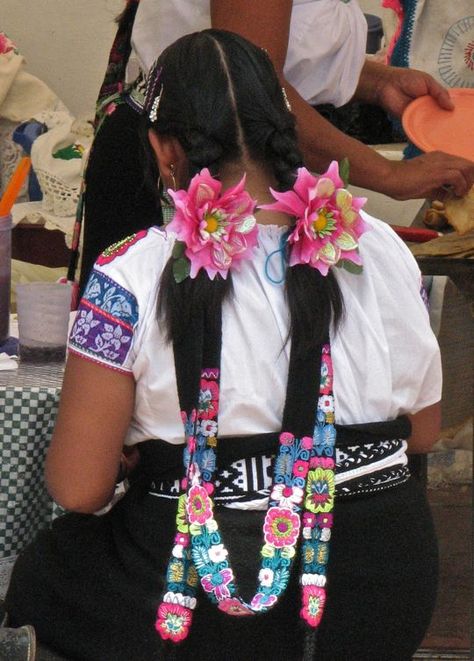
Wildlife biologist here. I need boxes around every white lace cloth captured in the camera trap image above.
[11,201,75,248]
[30,111,93,219]
[0,118,24,199]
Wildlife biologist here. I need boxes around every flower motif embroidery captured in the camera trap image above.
[70,309,100,340]
[319,395,334,413]
[156,603,192,642]
[264,507,301,548]
[315,513,333,528]
[198,379,219,420]
[250,592,278,611]
[300,436,313,450]
[167,168,259,280]
[310,456,335,470]
[208,543,229,564]
[300,585,326,628]
[305,468,335,513]
[171,544,184,559]
[292,460,309,479]
[217,598,253,616]
[201,568,234,600]
[186,485,212,525]
[270,484,304,507]
[159,345,337,642]
[320,353,333,394]
[303,512,317,528]
[258,568,274,588]
[96,323,131,356]
[199,419,218,436]
[174,533,190,547]
[279,432,295,446]
[260,162,369,275]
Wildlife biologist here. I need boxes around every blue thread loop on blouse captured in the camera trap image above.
[264,231,289,285]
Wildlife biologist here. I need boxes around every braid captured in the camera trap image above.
[302,629,319,661]
[266,125,302,190]
[181,130,225,178]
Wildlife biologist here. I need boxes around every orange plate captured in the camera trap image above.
[402,89,474,161]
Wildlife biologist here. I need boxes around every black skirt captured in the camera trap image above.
[5,476,437,661]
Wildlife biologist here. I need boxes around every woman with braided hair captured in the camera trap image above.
[76,0,474,296]
[4,30,440,661]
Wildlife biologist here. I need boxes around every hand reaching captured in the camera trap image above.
[382,151,474,201]
[368,63,454,118]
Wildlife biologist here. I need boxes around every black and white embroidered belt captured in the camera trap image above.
[140,417,412,505]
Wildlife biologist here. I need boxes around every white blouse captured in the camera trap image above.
[69,215,442,448]
[130,0,368,107]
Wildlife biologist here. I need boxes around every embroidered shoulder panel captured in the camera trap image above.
[69,270,138,369]
[96,229,148,266]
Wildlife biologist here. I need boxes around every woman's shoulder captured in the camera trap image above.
[334,211,425,310]
[95,225,173,277]
[358,212,421,279]
[81,226,175,306]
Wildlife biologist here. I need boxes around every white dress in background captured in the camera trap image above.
[130,0,368,107]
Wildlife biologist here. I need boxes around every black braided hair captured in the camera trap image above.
[144,29,343,349]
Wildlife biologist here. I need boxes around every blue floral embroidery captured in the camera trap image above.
[70,270,138,367]
[83,270,138,322]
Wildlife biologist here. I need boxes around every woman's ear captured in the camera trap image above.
[148,130,186,189]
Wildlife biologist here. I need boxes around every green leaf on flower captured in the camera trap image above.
[335,231,358,251]
[172,240,186,259]
[236,214,257,234]
[339,157,350,188]
[320,241,337,263]
[173,257,191,283]
[339,259,363,275]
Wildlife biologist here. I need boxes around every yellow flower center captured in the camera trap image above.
[313,211,329,233]
[205,213,219,234]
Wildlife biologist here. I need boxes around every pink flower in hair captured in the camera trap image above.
[259,161,369,276]
[167,168,259,280]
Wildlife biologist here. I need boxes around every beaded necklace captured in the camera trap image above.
[155,310,337,643]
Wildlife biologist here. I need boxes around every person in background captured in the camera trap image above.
[4,29,441,661]
[77,0,474,295]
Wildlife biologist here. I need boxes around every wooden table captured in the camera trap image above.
[12,223,71,269]
[410,201,474,301]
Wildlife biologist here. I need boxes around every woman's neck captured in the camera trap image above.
[219,161,291,227]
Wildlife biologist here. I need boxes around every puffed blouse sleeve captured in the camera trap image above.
[332,214,442,424]
[68,228,170,373]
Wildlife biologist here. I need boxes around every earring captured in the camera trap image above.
[169,164,177,191]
